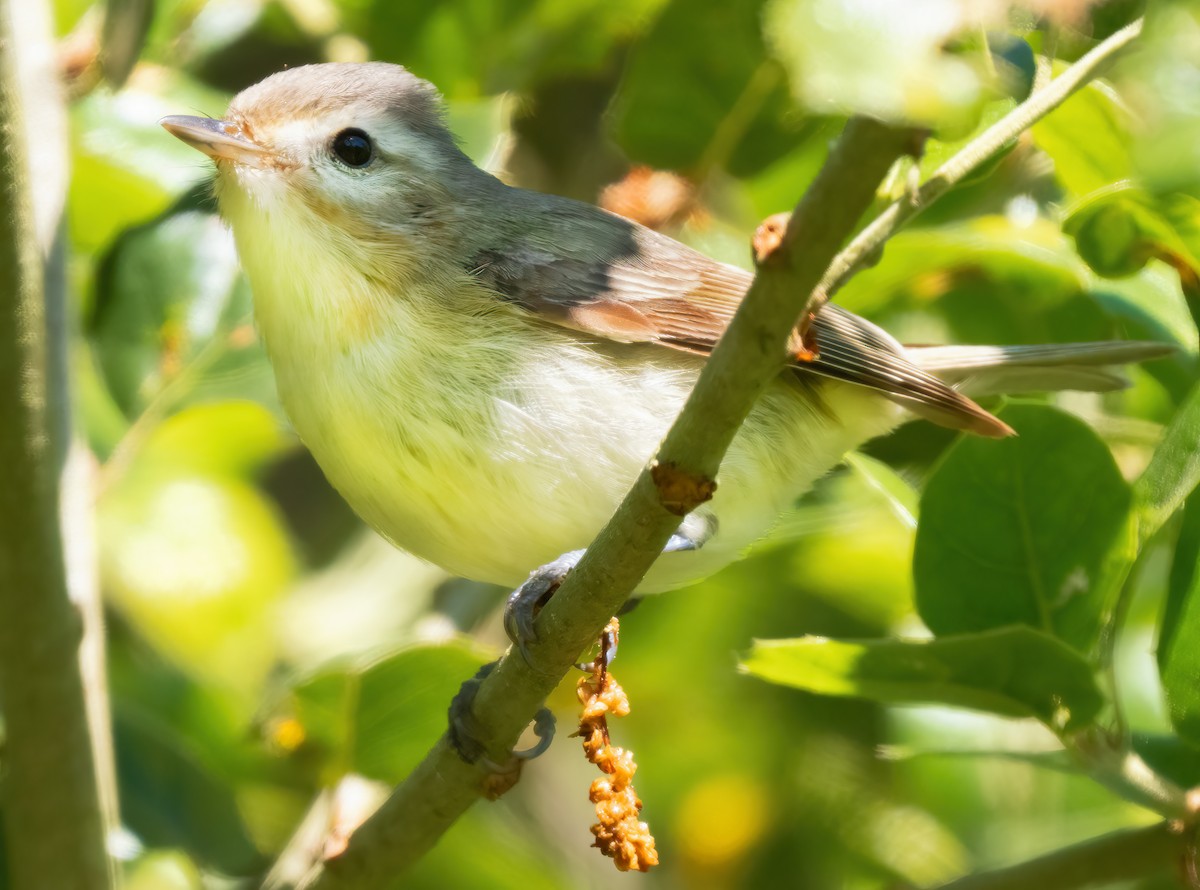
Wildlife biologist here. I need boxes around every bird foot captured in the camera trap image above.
[448,661,555,768]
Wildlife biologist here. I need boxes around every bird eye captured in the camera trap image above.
[331,128,373,168]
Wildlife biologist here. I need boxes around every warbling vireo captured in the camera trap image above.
[161,63,1169,634]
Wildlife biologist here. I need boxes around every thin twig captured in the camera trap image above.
[1034,26,1060,93]
[820,18,1143,297]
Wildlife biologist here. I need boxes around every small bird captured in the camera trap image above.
[162,63,1168,616]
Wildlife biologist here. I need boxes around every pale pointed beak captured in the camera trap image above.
[160,115,271,167]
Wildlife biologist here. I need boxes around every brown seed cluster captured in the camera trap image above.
[575,618,659,872]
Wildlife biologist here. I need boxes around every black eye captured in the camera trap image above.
[331,128,373,167]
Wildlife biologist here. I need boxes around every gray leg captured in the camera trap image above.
[448,661,555,766]
[503,514,715,664]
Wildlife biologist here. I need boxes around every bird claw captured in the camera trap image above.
[503,528,708,667]
[502,550,585,666]
[448,661,556,768]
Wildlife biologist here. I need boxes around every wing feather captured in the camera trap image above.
[466,216,1013,436]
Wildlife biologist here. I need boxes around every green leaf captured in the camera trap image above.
[613,0,804,175]
[342,0,665,98]
[1031,79,1132,197]
[835,218,1118,348]
[914,404,1133,652]
[764,0,984,125]
[1065,185,1200,281]
[287,642,490,784]
[845,452,918,529]
[125,851,203,890]
[100,0,155,87]
[134,400,292,478]
[1135,383,1200,543]
[68,74,230,252]
[1123,2,1200,196]
[115,710,262,874]
[90,207,277,418]
[1157,495,1200,744]
[99,468,296,689]
[741,627,1103,731]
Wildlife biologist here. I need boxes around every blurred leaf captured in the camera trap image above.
[100,469,295,688]
[1091,262,1199,353]
[77,340,132,459]
[834,217,1122,349]
[287,642,489,784]
[54,0,94,35]
[107,625,270,780]
[613,0,802,175]
[740,119,837,218]
[1135,384,1200,543]
[914,404,1133,652]
[135,400,292,477]
[1156,495,1200,744]
[90,207,276,418]
[1122,3,1200,196]
[763,466,917,629]
[1090,264,1199,405]
[788,734,968,886]
[741,627,1103,730]
[183,0,324,93]
[125,851,203,890]
[765,0,984,124]
[1031,79,1132,197]
[1133,732,1200,790]
[342,0,664,98]
[1066,186,1200,285]
[845,453,918,529]
[115,710,262,874]
[405,806,574,890]
[69,70,229,252]
[101,0,155,87]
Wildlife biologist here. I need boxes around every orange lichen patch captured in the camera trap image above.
[575,619,659,872]
[650,460,716,517]
[752,212,791,266]
[480,760,523,801]
[600,166,698,232]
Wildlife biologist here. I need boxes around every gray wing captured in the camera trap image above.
[466,203,1011,436]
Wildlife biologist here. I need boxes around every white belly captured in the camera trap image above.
[268,309,900,591]
[224,186,901,591]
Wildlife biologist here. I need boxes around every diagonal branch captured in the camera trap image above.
[296,19,1145,889]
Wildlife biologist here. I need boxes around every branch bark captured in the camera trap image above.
[931,821,1192,890]
[0,1,115,887]
[296,19,1146,889]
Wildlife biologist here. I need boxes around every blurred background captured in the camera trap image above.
[28,0,1200,886]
